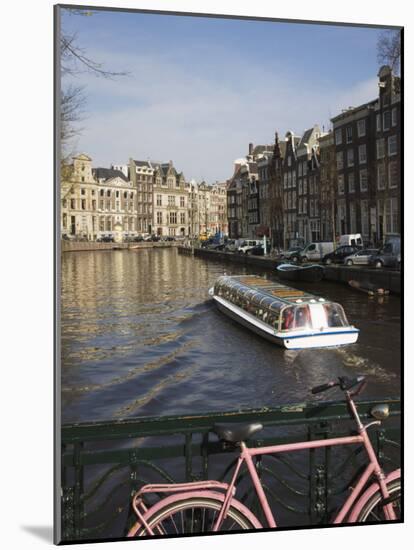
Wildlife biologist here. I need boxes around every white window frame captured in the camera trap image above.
[358,144,367,165]
[388,161,398,189]
[376,113,381,132]
[347,148,354,167]
[388,135,397,156]
[348,173,355,194]
[338,174,345,195]
[335,129,342,145]
[376,138,385,160]
[357,119,366,137]
[359,169,368,192]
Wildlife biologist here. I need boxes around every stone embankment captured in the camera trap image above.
[61,240,179,252]
[178,246,401,295]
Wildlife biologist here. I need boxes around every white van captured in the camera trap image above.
[339,234,363,247]
[299,242,334,262]
[238,240,262,254]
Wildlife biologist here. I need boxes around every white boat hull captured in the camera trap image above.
[213,295,359,350]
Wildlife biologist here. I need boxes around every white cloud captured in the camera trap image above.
[65,48,379,181]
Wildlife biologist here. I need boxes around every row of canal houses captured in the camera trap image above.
[227,65,401,249]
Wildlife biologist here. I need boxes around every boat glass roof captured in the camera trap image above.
[215,275,327,306]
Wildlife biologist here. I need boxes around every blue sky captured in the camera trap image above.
[61,8,391,181]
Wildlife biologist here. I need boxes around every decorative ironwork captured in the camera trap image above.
[61,397,401,541]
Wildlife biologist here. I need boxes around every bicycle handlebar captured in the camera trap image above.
[311,376,366,395]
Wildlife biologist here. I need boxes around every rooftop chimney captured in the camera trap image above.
[248,143,254,155]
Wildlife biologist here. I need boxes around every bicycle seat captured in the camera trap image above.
[212,422,263,443]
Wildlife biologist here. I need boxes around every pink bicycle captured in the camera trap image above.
[128,376,401,536]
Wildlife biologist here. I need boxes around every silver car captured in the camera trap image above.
[344,249,379,266]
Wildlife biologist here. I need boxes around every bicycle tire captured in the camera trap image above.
[355,479,401,522]
[129,496,256,536]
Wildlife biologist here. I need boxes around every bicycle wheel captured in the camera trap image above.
[356,480,401,522]
[131,496,256,536]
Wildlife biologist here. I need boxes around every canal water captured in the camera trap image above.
[61,248,401,423]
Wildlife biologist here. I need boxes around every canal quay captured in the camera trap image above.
[61,247,401,424]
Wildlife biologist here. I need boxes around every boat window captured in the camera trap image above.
[323,303,348,327]
[294,306,311,329]
[281,307,295,331]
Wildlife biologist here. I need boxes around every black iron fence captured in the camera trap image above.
[61,397,401,542]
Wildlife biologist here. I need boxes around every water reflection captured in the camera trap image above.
[61,249,401,423]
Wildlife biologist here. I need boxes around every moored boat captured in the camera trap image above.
[277,263,324,283]
[209,275,359,349]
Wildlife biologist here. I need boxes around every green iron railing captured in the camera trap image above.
[61,397,401,542]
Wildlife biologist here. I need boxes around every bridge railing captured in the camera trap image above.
[61,397,401,542]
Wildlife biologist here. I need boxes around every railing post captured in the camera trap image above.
[73,442,84,539]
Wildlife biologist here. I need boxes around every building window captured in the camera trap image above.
[348,173,355,193]
[358,144,367,164]
[338,174,345,195]
[100,189,104,197]
[346,126,353,143]
[377,164,386,190]
[180,196,185,207]
[357,119,366,137]
[81,199,86,210]
[392,107,397,127]
[335,129,342,145]
[169,212,177,224]
[62,199,67,208]
[376,113,381,132]
[107,190,111,197]
[388,161,398,189]
[347,149,354,167]
[383,110,391,131]
[180,212,185,224]
[303,197,307,214]
[157,194,162,206]
[92,200,96,210]
[388,135,397,156]
[287,156,292,167]
[336,152,344,170]
[81,188,86,195]
[62,213,67,228]
[283,173,287,189]
[81,177,85,182]
[376,138,385,159]
[359,169,368,192]
[303,161,307,175]
[310,200,314,217]
[156,211,163,224]
[168,195,175,206]
[70,199,75,209]
[298,163,302,177]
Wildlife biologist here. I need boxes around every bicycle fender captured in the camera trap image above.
[348,468,401,522]
[139,490,263,529]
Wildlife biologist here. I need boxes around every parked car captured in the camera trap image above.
[246,244,267,256]
[280,246,303,260]
[238,239,262,254]
[344,249,379,266]
[133,235,144,242]
[323,245,359,265]
[97,235,114,243]
[339,233,364,248]
[150,235,160,242]
[296,242,334,262]
[369,234,401,269]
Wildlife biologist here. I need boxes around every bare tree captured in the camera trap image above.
[60,9,129,161]
[377,29,401,75]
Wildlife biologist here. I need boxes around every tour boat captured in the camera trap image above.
[209,275,359,349]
